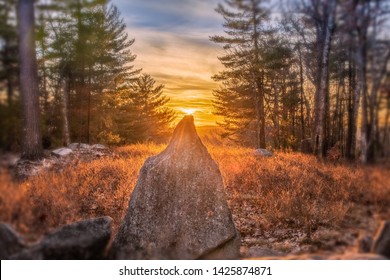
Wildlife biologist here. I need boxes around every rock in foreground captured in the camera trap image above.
[10,217,112,260]
[0,223,26,259]
[110,115,240,259]
[372,220,390,258]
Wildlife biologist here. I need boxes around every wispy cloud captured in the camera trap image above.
[112,0,224,126]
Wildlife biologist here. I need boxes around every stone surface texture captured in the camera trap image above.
[110,115,240,259]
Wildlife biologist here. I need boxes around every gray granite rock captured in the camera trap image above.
[0,223,26,259]
[39,216,112,259]
[254,149,273,157]
[110,115,240,259]
[51,147,73,157]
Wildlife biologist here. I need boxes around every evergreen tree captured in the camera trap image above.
[0,0,20,151]
[37,0,139,145]
[211,0,271,148]
[113,74,175,144]
[211,0,299,149]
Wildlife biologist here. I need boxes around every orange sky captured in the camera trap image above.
[113,0,224,126]
[129,28,223,126]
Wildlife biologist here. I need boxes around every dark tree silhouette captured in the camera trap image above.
[17,0,42,159]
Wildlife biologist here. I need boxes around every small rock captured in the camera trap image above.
[51,147,73,157]
[372,220,390,258]
[40,216,112,259]
[68,143,91,150]
[0,223,27,259]
[0,153,20,168]
[92,144,107,150]
[254,149,273,157]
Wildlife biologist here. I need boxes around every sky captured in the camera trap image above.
[111,0,224,126]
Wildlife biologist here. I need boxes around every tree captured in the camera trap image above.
[211,0,270,148]
[35,0,139,145]
[0,0,21,151]
[211,0,302,149]
[113,74,175,143]
[339,0,390,162]
[295,0,337,157]
[17,0,43,159]
[0,0,18,107]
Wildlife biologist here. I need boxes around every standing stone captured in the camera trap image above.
[110,115,240,259]
[372,220,390,258]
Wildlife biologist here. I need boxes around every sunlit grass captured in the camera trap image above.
[0,143,389,246]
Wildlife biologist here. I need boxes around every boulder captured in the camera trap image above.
[91,144,108,150]
[110,115,240,259]
[0,223,26,259]
[254,148,273,157]
[68,143,91,150]
[51,147,73,157]
[10,245,43,260]
[39,216,112,259]
[372,220,390,258]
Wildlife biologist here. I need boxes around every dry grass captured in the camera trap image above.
[1,142,390,252]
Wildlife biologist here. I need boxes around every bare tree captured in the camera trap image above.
[307,0,337,157]
[17,0,43,159]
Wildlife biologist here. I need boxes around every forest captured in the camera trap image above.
[0,0,389,162]
[0,0,390,261]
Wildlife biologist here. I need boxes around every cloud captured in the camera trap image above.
[113,0,221,31]
[112,0,225,126]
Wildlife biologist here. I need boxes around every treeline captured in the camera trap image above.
[0,0,174,156]
[211,0,390,162]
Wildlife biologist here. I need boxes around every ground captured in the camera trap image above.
[1,142,390,258]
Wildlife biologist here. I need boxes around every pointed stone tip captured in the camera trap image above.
[180,114,195,123]
[174,115,196,133]
[165,115,202,151]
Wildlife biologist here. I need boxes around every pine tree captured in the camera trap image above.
[0,0,20,150]
[113,74,175,144]
[36,0,139,145]
[210,0,270,148]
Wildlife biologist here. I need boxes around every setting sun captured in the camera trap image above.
[181,108,197,115]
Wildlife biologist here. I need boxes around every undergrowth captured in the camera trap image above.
[0,143,389,244]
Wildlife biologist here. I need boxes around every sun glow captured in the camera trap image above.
[181,108,197,115]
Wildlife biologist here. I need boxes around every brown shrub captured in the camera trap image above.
[0,143,389,243]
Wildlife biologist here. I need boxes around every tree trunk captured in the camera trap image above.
[298,42,305,140]
[62,76,71,146]
[250,1,266,149]
[313,0,336,158]
[258,70,266,149]
[17,0,43,160]
[4,39,15,108]
[346,51,355,160]
[273,82,280,148]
